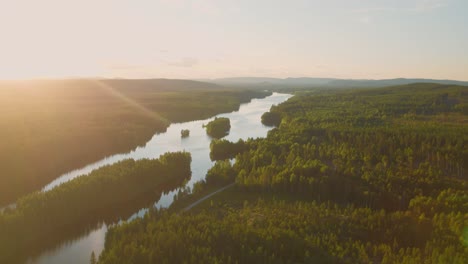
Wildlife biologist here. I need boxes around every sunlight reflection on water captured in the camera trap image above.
[27,92,292,264]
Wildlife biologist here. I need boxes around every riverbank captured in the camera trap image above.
[0,152,192,264]
[0,79,270,206]
[23,92,292,264]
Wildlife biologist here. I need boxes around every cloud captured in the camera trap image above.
[168,57,199,67]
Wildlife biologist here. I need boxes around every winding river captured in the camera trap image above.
[26,92,292,264]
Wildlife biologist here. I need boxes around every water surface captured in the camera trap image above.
[28,92,292,264]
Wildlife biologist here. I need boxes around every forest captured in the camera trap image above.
[0,79,270,206]
[210,139,246,161]
[0,152,191,263]
[96,83,467,263]
[205,117,231,139]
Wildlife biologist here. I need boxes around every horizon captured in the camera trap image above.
[1,76,468,83]
[0,2,466,261]
[1,0,467,81]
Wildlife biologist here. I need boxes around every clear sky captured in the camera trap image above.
[1,0,467,80]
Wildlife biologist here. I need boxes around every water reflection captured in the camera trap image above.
[18,173,190,264]
[27,92,292,264]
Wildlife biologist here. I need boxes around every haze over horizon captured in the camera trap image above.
[1,0,467,81]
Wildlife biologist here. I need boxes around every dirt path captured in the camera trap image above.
[182,183,235,212]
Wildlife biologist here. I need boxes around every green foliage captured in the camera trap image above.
[205,117,231,138]
[205,160,236,186]
[210,139,246,161]
[0,152,191,263]
[261,111,281,126]
[409,189,468,217]
[235,84,467,211]
[98,199,467,264]
[97,83,468,263]
[181,129,190,138]
[0,79,270,206]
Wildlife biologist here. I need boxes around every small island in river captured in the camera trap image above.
[181,129,190,138]
[205,117,231,139]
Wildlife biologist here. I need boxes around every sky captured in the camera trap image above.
[0,0,467,80]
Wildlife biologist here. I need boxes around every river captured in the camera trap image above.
[26,92,292,264]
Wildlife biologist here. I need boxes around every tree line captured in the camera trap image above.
[96,83,467,263]
[0,79,270,206]
[0,152,191,263]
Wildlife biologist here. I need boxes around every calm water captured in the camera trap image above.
[27,92,292,264]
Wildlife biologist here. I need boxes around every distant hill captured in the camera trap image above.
[0,78,267,206]
[326,78,468,88]
[101,78,222,91]
[206,77,337,87]
[0,78,223,92]
[204,77,468,88]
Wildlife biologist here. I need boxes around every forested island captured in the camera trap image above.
[0,152,191,263]
[181,129,190,138]
[0,79,270,206]
[96,83,467,263]
[205,117,231,138]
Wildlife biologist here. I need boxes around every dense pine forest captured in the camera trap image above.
[0,152,191,263]
[97,83,467,263]
[0,79,269,206]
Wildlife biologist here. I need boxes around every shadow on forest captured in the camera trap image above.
[7,175,190,264]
